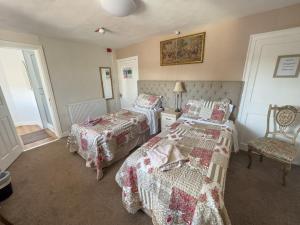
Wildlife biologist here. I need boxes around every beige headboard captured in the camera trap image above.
[138,80,244,118]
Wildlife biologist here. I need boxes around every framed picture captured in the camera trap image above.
[160,32,206,66]
[273,54,300,78]
[122,67,133,79]
[99,67,114,100]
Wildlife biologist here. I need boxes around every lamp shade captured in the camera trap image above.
[173,81,184,93]
[101,0,137,17]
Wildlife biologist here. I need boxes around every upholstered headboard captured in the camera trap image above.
[138,80,244,118]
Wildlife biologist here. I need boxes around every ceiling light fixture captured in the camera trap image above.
[100,0,137,17]
[95,27,106,34]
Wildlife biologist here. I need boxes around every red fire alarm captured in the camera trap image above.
[106,48,112,53]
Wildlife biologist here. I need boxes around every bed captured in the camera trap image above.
[115,98,239,225]
[68,94,162,180]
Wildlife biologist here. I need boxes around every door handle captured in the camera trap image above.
[120,93,122,98]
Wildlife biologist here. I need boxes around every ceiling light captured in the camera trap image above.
[100,0,137,17]
[95,27,106,34]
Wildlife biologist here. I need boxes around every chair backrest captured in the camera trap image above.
[265,104,300,145]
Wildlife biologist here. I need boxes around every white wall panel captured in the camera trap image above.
[238,27,300,164]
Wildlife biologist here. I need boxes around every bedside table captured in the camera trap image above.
[161,109,182,131]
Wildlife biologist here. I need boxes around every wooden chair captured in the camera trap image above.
[247,105,300,186]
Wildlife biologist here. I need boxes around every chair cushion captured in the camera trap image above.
[248,137,297,163]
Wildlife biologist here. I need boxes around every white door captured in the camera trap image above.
[23,50,53,129]
[0,85,22,170]
[117,56,139,109]
[238,27,300,164]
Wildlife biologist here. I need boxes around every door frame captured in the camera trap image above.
[237,26,300,151]
[23,49,54,131]
[0,39,63,139]
[117,56,139,108]
[117,56,139,79]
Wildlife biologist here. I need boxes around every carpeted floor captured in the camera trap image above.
[1,138,300,225]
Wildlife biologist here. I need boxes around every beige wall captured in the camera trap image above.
[0,29,40,45]
[40,37,120,133]
[116,4,300,81]
[0,29,120,134]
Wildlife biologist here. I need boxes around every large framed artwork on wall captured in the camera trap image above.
[160,32,206,66]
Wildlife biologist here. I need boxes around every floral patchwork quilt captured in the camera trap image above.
[68,109,149,178]
[116,119,234,225]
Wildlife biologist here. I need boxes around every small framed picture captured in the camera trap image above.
[122,67,133,79]
[273,54,300,78]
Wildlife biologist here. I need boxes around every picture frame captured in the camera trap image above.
[160,32,206,66]
[99,67,114,100]
[273,54,300,78]
[122,67,133,79]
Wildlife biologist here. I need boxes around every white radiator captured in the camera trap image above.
[67,99,107,124]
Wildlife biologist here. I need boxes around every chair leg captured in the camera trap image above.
[0,213,13,225]
[247,148,252,169]
[260,155,263,162]
[282,164,290,186]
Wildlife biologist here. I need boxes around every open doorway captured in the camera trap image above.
[0,46,60,151]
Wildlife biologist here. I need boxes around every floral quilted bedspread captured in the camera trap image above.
[69,109,149,170]
[115,119,233,225]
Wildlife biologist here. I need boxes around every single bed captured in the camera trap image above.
[67,94,162,180]
[115,98,239,225]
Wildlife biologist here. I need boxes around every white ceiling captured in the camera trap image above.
[0,0,299,49]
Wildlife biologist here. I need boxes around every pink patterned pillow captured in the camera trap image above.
[134,93,162,109]
[183,99,231,124]
[200,99,231,123]
[182,100,204,119]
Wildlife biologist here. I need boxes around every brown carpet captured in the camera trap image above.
[1,138,300,225]
[20,129,50,145]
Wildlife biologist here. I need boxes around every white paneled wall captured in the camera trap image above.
[238,27,300,165]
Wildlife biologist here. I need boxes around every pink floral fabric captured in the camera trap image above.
[69,109,150,172]
[182,99,231,124]
[190,148,213,168]
[169,187,197,224]
[116,119,233,225]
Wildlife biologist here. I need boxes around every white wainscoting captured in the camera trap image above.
[237,26,300,165]
[67,98,107,125]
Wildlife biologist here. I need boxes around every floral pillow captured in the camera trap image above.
[182,100,205,119]
[134,93,162,109]
[183,99,231,124]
